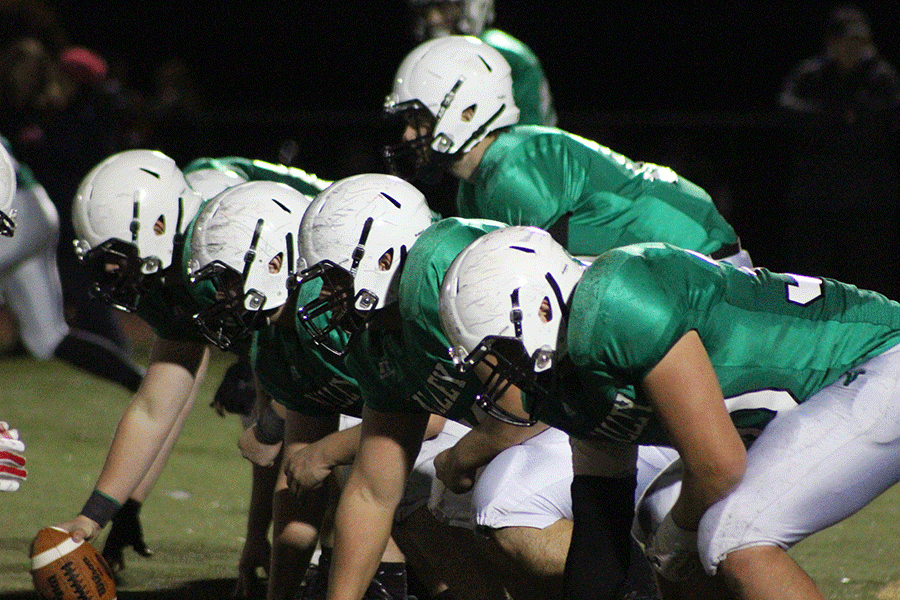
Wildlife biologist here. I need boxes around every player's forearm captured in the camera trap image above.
[314,424,362,469]
[452,418,549,471]
[328,484,398,600]
[672,459,744,531]
[93,399,177,505]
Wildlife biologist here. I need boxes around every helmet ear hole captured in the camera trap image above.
[540,297,552,323]
[378,249,394,271]
[153,215,166,235]
[461,104,476,122]
[269,252,283,274]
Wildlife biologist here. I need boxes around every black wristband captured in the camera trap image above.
[254,404,285,445]
[79,489,122,528]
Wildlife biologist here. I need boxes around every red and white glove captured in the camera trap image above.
[0,421,27,492]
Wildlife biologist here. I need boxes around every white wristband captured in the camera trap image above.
[646,512,702,582]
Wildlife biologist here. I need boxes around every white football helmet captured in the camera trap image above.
[409,0,496,39]
[440,226,586,425]
[297,173,433,355]
[71,149,203,311]
[0,141,17,237]
[187,181,311,351]
[383,35,518,182]
[185,167,248,200]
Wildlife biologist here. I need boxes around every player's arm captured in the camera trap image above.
[286,413,446,495]
[642,330,746,530]
[238,385,285,467]
[58,337,209,541]
[434,383,548,493]
[328,406,429,600]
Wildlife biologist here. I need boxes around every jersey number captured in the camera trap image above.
[786,274,823,305]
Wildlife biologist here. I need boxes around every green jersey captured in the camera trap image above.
[184,157,331,197]
[545,243,900,445]
[456,125,737,257]
[480,29,556,127]
[345,218,506,426]
[251,285,361,417]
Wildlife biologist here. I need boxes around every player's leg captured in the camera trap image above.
[470,426,575,600]
[0,185,143,388]
[700,345,900,599]
[393,419,508,600]
[269,411,340,600]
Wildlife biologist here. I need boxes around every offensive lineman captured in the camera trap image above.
[48,150,329,597]
[294,174,640,600]
[440,226,900,599]
[186,177,496,600]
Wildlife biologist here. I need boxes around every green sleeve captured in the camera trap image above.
[463,133,576,229]
[185,157,331,197]
[481,29,556,127]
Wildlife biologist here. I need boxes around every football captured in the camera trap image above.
[29,526,116,600]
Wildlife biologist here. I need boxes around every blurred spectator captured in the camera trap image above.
[0,36,136,352]
[779,4,900,298]
[143,57,207,166]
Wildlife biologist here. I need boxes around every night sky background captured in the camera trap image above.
[44,1,900,113]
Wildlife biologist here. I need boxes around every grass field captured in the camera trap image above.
[2,316,900,599]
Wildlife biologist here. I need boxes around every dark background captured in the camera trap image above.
[8,0,900,274]
[44,1,899,112]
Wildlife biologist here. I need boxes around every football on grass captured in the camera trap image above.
[29,526,116,600]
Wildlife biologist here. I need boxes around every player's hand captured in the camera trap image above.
[232,530,270,599]
[434,447,476,494]
[52,516,102,544]
[284,443,332,496]
[645,512,704,582]
[238,425,282,467]
[0,421,26,492]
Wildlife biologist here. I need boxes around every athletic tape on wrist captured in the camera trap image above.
[79,489,122,528]
[254,404,285,445]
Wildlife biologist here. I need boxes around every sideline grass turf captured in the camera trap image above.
[0,319,257,598]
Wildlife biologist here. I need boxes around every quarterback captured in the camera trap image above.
[383,36,747,265]
[406,0,556,127]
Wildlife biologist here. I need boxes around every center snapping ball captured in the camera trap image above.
[30,526,116,600]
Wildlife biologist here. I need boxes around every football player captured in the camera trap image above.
[1,141,15,237]
[440,225,900,600]
[0,137,145,391]
[190,173,505,600]
[49,150,328,596]
[406,0,556,128]
[295,173,629,600]
[383,36,749,266]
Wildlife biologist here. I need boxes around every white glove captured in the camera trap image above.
[0,421,27,492]
[645,511,703,582]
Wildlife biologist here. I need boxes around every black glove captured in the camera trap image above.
[211,355,256,417]
[102,498,153,573]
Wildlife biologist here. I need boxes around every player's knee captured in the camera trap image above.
[273,519,319,551]
[490,520,570,577]
[716,545,784,593]
[698,498,777,577]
